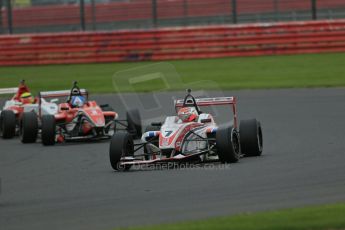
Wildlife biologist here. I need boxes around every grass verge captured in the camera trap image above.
[118,203,345,230]
[0,53,344,94]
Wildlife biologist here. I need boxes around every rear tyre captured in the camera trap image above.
[239,119,263,156]
[109,132,134,171]
[41,115,56,146]
[0,110,16,139]
[20,112,38,143]
[216,126,240,163]
[127,109,142,139]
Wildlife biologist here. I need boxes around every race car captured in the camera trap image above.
[0,80,58,143]
[31,82,142,146]
[109,89,263,171]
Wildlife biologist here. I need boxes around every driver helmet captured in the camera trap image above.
[178,107,198,122]
[20,92,34,104]
[70,95,86,107]
[71,88,80,95]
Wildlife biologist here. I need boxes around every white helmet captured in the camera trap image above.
[178,107,198,122]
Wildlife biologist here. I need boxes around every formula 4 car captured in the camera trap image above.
[30,82,142,146]
[109,89,263,171]
[0,80,58,143]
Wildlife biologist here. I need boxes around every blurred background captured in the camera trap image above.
[0,0,345,34]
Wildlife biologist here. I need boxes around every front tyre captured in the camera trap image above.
[109,132,134,171]
[20,112,38,143]
[216,126,240,163]
[41,115,56,146]
[0,110,16,139]
[239,119,263,157]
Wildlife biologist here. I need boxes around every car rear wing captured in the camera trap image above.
[174,97,236,108]
[0,87,18,95]
[174,96,238,128]
[39,89,88,99]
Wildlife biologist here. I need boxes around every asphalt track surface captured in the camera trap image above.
[1,88,345,230]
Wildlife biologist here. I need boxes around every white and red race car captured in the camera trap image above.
[109,89,263,171]
[0,80,58,142]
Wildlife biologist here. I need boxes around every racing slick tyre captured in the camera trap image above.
[239,119,263,157]
[20,112,38,143]
[109,132,134,171]
[216,126,240,163]
[0,110,16,139]
[126,109,142,139]
[41,115,56,146]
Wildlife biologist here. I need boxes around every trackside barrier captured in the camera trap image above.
[0,19,345,66]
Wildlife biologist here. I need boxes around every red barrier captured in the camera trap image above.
[0,19,345,66]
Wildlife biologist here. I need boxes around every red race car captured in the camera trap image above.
[36,82,141,145]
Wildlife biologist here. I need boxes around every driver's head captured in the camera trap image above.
[20,92,34,104]
[70,95,85,107]
[71,88,80,95]
[178,107,198,122]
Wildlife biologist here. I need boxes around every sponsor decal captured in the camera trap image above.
[162,138,169,147]
[91,110,98,115]
[175,123,203,151]
[97,118,104,125]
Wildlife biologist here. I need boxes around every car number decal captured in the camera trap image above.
[165,131,173,137]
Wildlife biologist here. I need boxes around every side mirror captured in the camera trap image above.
[200,118,212,123]
[151,122,162,126]
[50,98,59,103]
